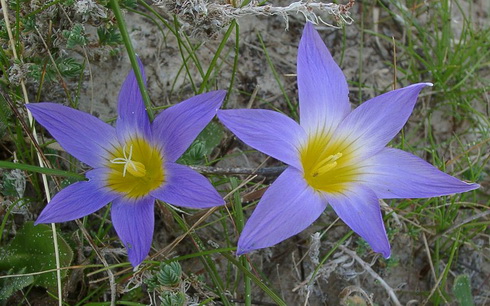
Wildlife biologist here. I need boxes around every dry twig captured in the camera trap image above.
[338,245,402,306]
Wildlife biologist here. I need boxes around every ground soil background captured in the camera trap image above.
[71,2,489,303]
[2,0,489,305]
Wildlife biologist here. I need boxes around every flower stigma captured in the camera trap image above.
[107,138,165,199]
[110,145,147,177]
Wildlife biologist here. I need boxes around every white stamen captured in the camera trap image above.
[110,145,137,177]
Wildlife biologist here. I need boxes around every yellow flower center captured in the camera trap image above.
[301,132,360,193]
[107,138,165,199]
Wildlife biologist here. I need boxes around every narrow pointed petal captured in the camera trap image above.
[297,22,350,135]
[151,162,224,208]
[35,169,118,224]
[362,148,479,199]
[111,197,154,267]
[334,83,431,160]
[324,186,390,258]
[218,109,306,170]
[27,103,116,168]
[116,58,152,143]
[152,90,225,162]
[237,167,327,255]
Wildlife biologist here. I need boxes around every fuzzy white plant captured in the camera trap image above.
[1,155,29,216]
[74,0,108,21]
[154,0,354,37]
[208,0,353,28]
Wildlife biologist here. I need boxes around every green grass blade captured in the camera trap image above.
[0,160,85,180]
[110,0,154,120]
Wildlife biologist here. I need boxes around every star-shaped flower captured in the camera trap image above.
[218,23,479,257]
[27,61,226,266]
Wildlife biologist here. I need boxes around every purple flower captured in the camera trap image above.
[27,61,226,267]
[218,23,479,257]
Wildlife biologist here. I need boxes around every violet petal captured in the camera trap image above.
[27,102,116,168]
[297,22,350,135]
[152,90,225,162]
[324,185,391,258]
[363,148,480,199]
[218,109,306,170]
[111,196,154,267]
[151,162,224,208]
[116,58,152,143]
[237,167,327,254]
[35,169,118,224]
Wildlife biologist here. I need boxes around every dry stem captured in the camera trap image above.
[338,245,402,306]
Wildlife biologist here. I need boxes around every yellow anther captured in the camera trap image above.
[312,152,342,177]
[126,161,147,177]
[110,145,147,177]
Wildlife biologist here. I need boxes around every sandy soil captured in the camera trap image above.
[22,0,489,304]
